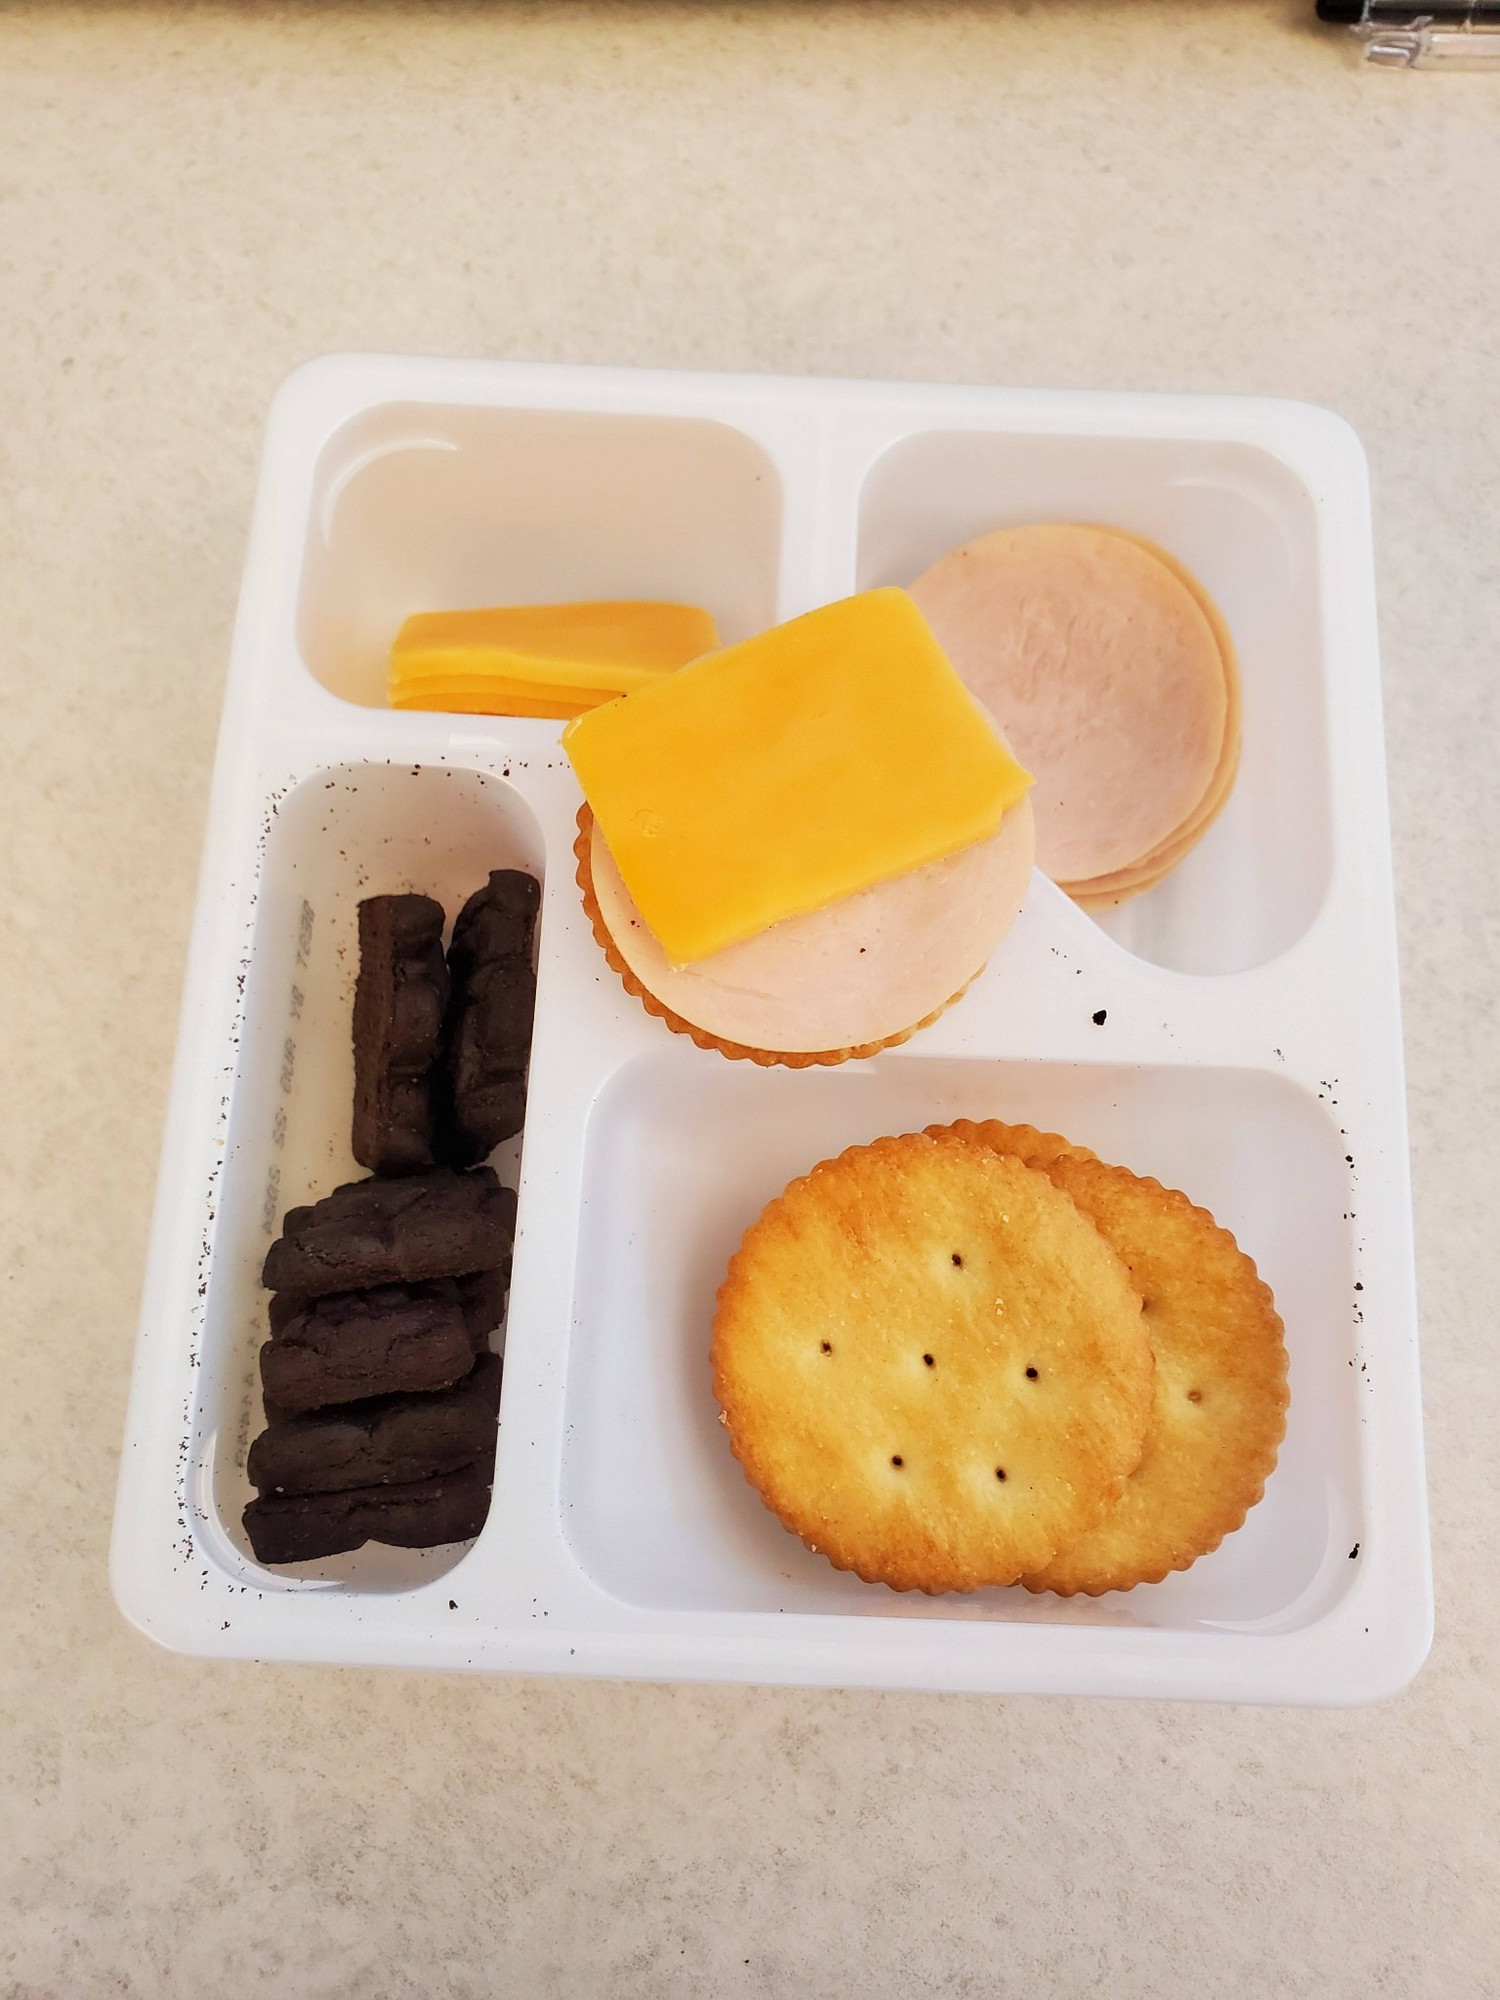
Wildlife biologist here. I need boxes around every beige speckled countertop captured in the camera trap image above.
[3,4,1498,1994]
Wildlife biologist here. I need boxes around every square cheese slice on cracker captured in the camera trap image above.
[563,588,1032,964]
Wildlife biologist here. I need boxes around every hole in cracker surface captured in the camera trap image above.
[1187,1388,1203,1403]
[951,1252,963,1267]
[995,1467,1007,1481]
[891,1455,904,1468]
[922,1353,935,1367]
[1025,1366,1039,1380]
[820,1341,832,1354]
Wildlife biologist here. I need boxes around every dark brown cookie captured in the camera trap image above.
[261,1166,516,1297]
[455,1264,511,1349]
[248,1353,502,1496]
[260,1280,478,1418]
[441,870,539,1166]
[267,1267,508,1342]
[352,894,450,1176]
[262,1262,509,1420]
[242,1464,493,1564]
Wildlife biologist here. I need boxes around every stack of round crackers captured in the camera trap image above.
[712,1123,1287,1596]
[909,525,1241,910]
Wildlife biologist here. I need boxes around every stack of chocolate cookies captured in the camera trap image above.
[243,871,540,1565]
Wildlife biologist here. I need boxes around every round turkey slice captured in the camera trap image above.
[587,796,1036,1056]
[1057,532,1243,900]
[909,525,1227,883]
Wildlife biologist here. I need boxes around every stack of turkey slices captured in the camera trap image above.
[910,525,1240,909]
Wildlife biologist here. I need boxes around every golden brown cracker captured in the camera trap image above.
[1021,1157,1289,1596]
[926,1116,1096,1172]
[712,1133,1154,1593]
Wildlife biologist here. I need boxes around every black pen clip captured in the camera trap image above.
[1318,2,1500,64]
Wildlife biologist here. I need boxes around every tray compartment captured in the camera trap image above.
[196,760,544,1589]
[295,401,783,708]
[855,427,1335,978]
[562,1045,1359,1629]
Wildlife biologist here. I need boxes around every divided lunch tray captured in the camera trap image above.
[110,355,1431,1703]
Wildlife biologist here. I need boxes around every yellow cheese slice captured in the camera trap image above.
[392,656,666,697]
[389,601,719,714]
[391,682,616,720]
[391,673,626,715]
[562,588,1033,965]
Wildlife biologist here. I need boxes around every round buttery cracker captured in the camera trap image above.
[712,1133,1154,1593]
[924,1116,1096,1172]
[1020,1157,1289,1597]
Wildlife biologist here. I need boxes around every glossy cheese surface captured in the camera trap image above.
[563,588,1032,964]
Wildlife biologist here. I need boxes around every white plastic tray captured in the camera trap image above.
[110,355,1431,1703]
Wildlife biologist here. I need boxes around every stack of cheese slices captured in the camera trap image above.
[389,602,719,720]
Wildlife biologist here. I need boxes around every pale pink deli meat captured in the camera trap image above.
[909,525,1227,884]
[587,796,1036,1057]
